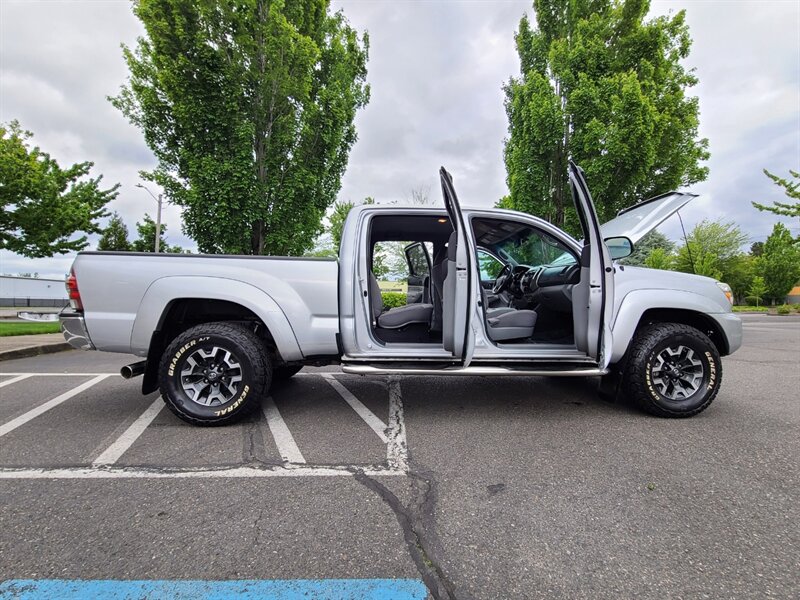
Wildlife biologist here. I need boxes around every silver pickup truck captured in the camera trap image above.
[61,163,741,425]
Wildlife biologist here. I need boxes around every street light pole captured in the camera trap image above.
[154,193,163,253]
[135,183,163,253]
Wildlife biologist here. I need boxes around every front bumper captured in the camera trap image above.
[711,312,743,355]
[60,310,95,351]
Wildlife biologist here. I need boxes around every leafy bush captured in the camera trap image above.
[732,305,768,313]
[381,292,407,309]
[776,304,791,315]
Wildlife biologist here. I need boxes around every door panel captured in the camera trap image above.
[439,167,477,365]
[568,161,614,367]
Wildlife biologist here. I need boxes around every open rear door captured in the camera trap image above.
[568,161,614,368]
[440,167,477,365]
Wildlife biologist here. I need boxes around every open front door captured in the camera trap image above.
[440,167,477,365]
[568,161,614,368]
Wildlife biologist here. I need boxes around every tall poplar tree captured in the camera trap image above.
[503,0,709,234]
[112,0,369,255]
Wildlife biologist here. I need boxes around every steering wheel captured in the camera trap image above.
[492,264,513,294]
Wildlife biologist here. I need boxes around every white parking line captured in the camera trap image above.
[386,378,409,472]
[92,397,165,466]
[321,373,389,443]
[0,465,407,479]
[0,374,32,388]
[262,396,306,464]
[0,372,410,478]
[0,375,111,438]
[0,372,120,376]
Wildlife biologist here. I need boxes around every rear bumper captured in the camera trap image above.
[60,310,95,350]
[711,312,742,355]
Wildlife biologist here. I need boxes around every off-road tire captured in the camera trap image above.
[622,322,722,418]
[159,322,270,426]
[272,365,303,381]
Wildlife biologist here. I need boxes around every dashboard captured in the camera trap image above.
[508,262,581,313]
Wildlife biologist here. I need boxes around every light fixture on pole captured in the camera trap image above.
[135,183,163,253]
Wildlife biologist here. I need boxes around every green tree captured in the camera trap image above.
[749,241,764,257]
[752,169,800,225]
[0,121,118,257]
[131,213,180,253]
[371,251,390,279]
[112,0,369,256]
[503,0,708,234]
[643,247,673,271]
[97,212,132,251]
[724,254,755,304]
[758,222,800,303]
[746,276,767,308]
[674,219,748,282]
[329,197,374,251]
[621,230,674,266]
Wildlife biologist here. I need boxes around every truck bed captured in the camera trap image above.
[71,252,340,359]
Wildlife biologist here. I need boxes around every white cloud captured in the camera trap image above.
[1,0,798,278]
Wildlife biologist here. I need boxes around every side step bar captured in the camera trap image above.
[341,364,608,377]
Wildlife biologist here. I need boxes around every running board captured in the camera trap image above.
[341,364,608,377]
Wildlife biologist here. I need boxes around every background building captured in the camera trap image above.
[0,275,68,308]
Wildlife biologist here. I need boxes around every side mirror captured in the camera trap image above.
[604,236,634,260]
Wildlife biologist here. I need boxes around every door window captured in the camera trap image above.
[477,250,504,281]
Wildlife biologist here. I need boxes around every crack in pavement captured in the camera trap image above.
[353,467,468,600]
[251,507,266,549]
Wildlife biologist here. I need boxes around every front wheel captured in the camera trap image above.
[159,322,270,426]
[621,323,722,418]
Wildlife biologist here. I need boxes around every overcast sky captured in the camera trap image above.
[1,0,798,278]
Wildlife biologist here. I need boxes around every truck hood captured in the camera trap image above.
[600,192,696,245]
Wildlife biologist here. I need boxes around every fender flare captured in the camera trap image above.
[610,289,730,363]
[130,276,303,361]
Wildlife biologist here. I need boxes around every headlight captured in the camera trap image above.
[717,282,734,305]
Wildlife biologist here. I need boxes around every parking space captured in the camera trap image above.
[1,314,798,599]
[0,369,407,477]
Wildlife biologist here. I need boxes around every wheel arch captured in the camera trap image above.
[611,290,732,363]
[133,277,303,394]
[635,308,729,355]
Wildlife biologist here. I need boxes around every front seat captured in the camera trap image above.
[442,232,537,343]
[369,273,433,329]
[429,243,449,332]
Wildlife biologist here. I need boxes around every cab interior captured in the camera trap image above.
[366,214,580,349]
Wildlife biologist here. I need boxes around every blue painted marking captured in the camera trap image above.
[0,579,428,600]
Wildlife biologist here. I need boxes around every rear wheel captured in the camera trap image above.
[622,323,721,418]
[159,322,270,426]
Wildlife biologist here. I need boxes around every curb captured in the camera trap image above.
[0,342,72,362]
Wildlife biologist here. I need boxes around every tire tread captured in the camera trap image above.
[158,321,270,426]
[622,322,722,419]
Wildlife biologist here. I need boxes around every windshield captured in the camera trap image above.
[491,227,576,268]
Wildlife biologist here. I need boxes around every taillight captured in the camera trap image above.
[66,268,83,311]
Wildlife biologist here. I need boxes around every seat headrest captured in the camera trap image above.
[432,244,447,266]
[368,271,383,320]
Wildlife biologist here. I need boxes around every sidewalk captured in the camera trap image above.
[0,333,71,362]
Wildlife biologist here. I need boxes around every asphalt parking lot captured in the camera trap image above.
[0,313,798,599]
